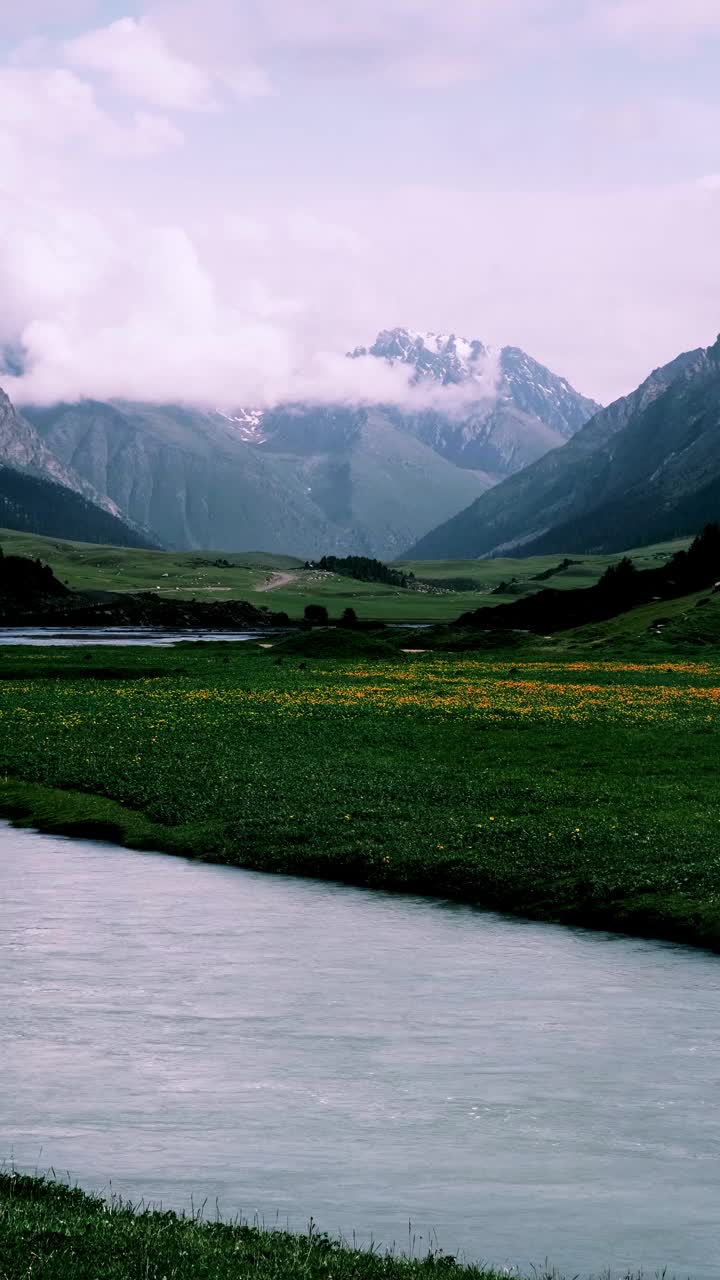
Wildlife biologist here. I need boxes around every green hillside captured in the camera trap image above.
[0,528,687,623]
[561,587,720,653]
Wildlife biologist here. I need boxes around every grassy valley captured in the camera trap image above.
[3,632,720,950]
[1,528,718,1280]
[0,527,687,623]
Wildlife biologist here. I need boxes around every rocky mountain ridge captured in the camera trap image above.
[408,338,719,559]
[349,328,600,477]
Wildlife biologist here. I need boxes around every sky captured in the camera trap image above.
[0,0,718,408]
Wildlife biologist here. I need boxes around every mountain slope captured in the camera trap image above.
[0,387,157,548]
[21,328,599,558]
[525,338,720,554]
[351,329,600,476]
[0,468,158,548]
[0,386,145,521]
[453,524,720,637]
[25,399,491,559]
[407,344,707,559]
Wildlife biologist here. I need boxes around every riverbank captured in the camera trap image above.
[1,644,720,950]
[0,1173,536,1279]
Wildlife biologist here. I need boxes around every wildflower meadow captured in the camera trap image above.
[2,645,720,948]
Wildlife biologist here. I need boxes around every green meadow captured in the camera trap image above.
[1,566,715,1280]
[2,639,720,950]
[0,527,688,622]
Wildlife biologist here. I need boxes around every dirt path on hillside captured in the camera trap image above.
[255,572,297,592]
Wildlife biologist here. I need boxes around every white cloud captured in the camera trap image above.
[0,66,183,164]
[63,14,271,111]
[0,186,500,412]
[0,0,717,416]
[64,16,217,111]
[288,213,366,256]
[2,173,718,413]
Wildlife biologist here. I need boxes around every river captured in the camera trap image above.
[0,625,428,646]
[1,822,718,1278]
[0,628,271,646]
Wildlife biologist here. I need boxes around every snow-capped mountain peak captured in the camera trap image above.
[214,407,268,443]
[350,327,601,440]
[351,327,492,386]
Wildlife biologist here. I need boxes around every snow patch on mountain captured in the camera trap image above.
[214,407,269,443]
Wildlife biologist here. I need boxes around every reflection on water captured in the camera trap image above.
[2,822,718,1278]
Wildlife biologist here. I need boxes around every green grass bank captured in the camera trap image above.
[1,643,720,950]
[0,1173,545,1280]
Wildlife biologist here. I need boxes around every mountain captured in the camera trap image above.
[0,465,160,548]
[24,399,492,560]
[1,385,97,493]
[350,329,600,476]
[0,387,157,548]
[21,329,598,558]
[407,341,715,559]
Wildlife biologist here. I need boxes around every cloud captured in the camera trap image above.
[0,181,501,413]
[0,66,184,168]
[64,17,218,111]
[0,209,498,412]
[287,213,366,256]
[0,0,718,416]
[149,0,560,88]
[2,172,718,413]
[5,1,720,95]
[289,348,500,414]
[595,0,720,43]
[149,0,720,90]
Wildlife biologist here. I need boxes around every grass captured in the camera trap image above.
[0,639,708,1279]
[0,527,688,622]
[562,588,720,653]
[0,1173,544,1280]
[270,628,399,657]
[0,528,302,599]
[2,641,720,950]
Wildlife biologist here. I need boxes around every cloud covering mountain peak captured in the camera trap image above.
[0,0,719,411]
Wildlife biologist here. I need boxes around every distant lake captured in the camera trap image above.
[0,624,429,647]
[0,628,273,646]
[2,822,719,1278]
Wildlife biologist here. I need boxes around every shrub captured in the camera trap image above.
[304,603,330,626]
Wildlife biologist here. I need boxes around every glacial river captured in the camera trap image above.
[2,822,718,1278]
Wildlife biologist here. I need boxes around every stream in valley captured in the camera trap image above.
[2,822,719,1278]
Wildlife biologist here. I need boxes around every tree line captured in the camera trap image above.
[305,555,416,589]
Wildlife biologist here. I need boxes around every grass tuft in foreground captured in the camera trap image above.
[0,1173,541,1280]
